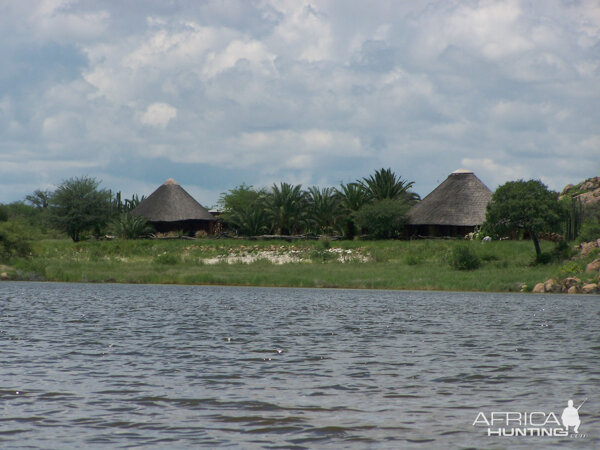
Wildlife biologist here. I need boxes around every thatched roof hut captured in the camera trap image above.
[406,169,492,237]
[132,178,216,235]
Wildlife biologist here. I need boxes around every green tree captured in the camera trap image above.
[267,182,307,235]
[483,179,564,260]
[49,177,112,242]
[335,182,368,238]
[25,189,51,208]
[360,168,419,203]
[218,184,270,236]
[306,186,341,235]
[354,198,411,239]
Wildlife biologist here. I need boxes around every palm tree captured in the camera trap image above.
[267,182,307,235]
[335,182,368,238]
[307,186,341,235]
[360,168,419,204]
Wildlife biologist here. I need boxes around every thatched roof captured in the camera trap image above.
[132,179,215,222]
[407,169,492,226]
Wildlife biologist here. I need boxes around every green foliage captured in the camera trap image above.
[577,219,600,244]
[267,182,307,235]
[111,213,153,239]
[0,221,33,261]
[0,204,7,222]
[450,245,481,270]
[335,183,368,239]
[354,198,410,238]
[49,176,112,242]
[557,261,584,279]
[307,186,340,234]
[484,179,564,258]
[219,184,270,236]
[25,189,51,209]
[359,168,419,203]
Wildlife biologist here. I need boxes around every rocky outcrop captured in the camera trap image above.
[582,283,599,294]
[580,240,600,257]
[561,176,600,208]
[585,258,600,273]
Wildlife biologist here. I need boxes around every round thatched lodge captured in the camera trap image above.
[406,169,492,238]
[132,179,216,235]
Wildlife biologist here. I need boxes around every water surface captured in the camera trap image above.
[1,282,598,448]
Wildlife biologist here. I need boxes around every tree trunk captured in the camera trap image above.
[530,228,541,258]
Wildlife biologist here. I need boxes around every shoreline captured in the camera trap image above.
[1,237,598,294]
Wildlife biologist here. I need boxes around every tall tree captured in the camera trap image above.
[306,186,340,235]
[267,182,307,235]
[484,179,564,259]
[360,168,419,203]
[218,184,270,236]
[49,177,112,242]
[335,182,368,238]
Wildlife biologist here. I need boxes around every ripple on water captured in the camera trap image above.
[0,282,599,448]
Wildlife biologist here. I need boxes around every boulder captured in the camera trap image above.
[580,241,599,257]
[532,283,545,293]
[582,284,599,294]
[562,277,581,290]
[544,279,561,293]
[585,258,600,273]
[0,272,8,280]
[567,286,580,294]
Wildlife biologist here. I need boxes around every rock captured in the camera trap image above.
[585,258,600,273]
[582,284,599,294]
[532,283,545,293]
[563,277,581,290]
[544,279,561,293]
[520,284,528,292]
[561,184,574,195]
[580,241,599,257]
[0,272,8,280]
[567,286,580,294]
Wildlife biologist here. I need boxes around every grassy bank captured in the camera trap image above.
[4,237,597,292]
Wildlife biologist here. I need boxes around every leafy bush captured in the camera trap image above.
[0,221,33,261]
[111,213,153,239]
[450,245,481,270]
[557,261,584,279]
[354,199,410,239]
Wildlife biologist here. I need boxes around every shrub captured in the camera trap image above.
[354,198,410,239]
[111,213,153,239]
[450,245,481,270]
[0,221,33,261]
[557,261,584,279]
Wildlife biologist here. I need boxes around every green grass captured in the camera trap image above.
[4,238,598,292]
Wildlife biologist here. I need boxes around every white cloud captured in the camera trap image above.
[140,103,177,128]
[1,0,599,203]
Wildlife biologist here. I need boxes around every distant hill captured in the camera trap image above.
[561,176,600,207]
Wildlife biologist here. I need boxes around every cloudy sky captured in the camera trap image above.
[1,0,599,206]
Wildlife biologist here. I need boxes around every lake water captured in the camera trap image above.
[1,282,598,448]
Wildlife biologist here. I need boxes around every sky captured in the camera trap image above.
[1,0,599,207]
